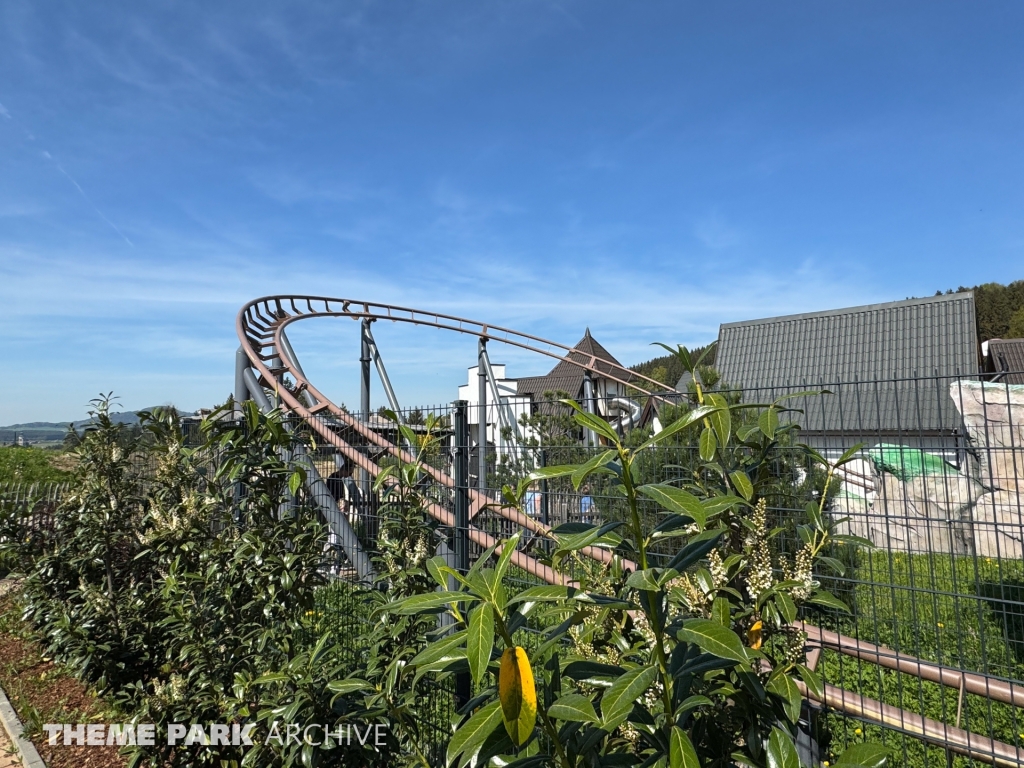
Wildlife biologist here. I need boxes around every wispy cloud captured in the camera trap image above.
[247,169,380,206]
[693,210,742,250]
[44,153,134,246]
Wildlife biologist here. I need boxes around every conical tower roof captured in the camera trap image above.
[516,329,628,400]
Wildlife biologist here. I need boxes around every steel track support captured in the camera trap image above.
[477,337,488,493]
[583,370,596,447]
[478,344,522,463]
[363,324,406,425]
[234,346,251,419]
[242,368,374,581]
[278,330,316,408]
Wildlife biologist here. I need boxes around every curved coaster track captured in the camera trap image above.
[234,295,1024,767]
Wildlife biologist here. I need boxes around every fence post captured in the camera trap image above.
[540,449,550,527]
[452,399,472,708]
[360,319,372,501]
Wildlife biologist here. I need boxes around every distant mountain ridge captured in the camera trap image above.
[1,407,193,445]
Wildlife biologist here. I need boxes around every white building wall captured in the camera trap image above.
[457,365,533,452]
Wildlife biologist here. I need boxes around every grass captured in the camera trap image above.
[0,446,76,485]
[818,551,1024,768]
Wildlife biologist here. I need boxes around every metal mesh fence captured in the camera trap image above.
[308,372,1024,767]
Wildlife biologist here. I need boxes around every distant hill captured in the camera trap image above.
[0,407,191,446]
[629,343,717,388]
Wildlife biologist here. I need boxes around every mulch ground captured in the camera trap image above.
[0,580,127,768]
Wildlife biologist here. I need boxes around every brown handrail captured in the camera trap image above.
[801,622,1024,709]
[797,680,1024,767]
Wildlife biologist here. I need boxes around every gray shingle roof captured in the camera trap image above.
[516,329,627,401]
[988,339,1024,384]
[715,293,979,433]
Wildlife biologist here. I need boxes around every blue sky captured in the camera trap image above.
[1,1,1022,423]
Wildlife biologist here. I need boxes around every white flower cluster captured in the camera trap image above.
[744,499,773,599]
[784,543,815,601]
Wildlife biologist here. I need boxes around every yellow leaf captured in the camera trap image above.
[498,646,537,746]
[747,620,763,650]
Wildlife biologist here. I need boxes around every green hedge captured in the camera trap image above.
[820,551,1024,767]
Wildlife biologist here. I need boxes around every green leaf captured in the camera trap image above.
[640,404,722,450]
[526,464,577,483]
[288,469,304,496]
[652,514,698,540]
[468,603,495,686]
[570,449,618,490]
[548,693,599,724]
[701,495,744,516]
[325,679,372,695]
[447,700,503,768]
[506,585,577,606]
[410,630,468,666]
[699,427,717,462]
[797,664,824,700]
[729,471,753,501]
[677,619,748,663]
[398,423,419,448]
[766,727,799,768]
[836,743,891,768]
[817,556,846,576]
[253,672,291,684]
[808,590,851,614]
[600,665,659,729]
[572,593,636,610]
[626,568,664,592]
[388,591,478,615]
[563,660,627,683]
[666,530,723,572]
[677,694,714,713]
[638,484,707,529]
[669,726,701,768]
[758,408,779,439]
[553,522,624,557]
[494,531,523,585]
[693,341,717,369]
[774,592,797,624]
[705,394,731,446]
[426,555,450,589]
[711,597,730,625]
[766,673,802,723]
[835,442,867,467]
[652,341,692,372]
[773,389,830,405]
[573,411,621,445]
[800,444,828,468]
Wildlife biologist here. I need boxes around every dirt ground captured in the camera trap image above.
[0,581,127,768]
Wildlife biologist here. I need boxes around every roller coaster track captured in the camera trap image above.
[235,295,1024,766]
[236,295,675,586]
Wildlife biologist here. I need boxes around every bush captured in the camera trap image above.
[1,397,388,768]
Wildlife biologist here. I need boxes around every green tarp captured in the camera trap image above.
[865,443,959,481]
